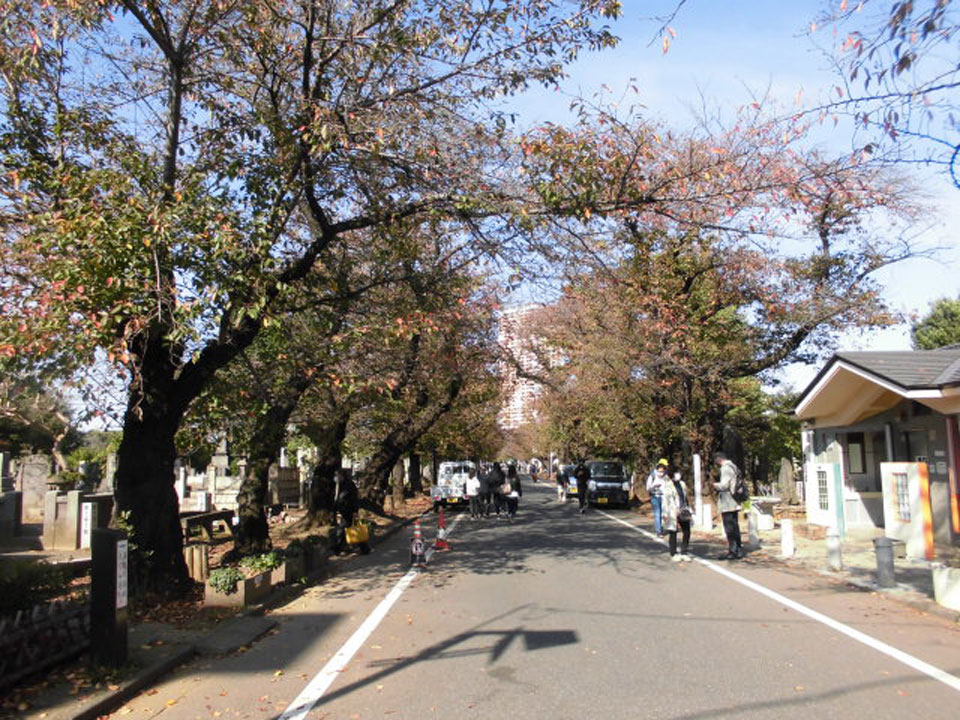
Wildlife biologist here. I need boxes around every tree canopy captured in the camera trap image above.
[912,296,960,349]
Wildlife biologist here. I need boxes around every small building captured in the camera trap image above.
[795,349,960,559]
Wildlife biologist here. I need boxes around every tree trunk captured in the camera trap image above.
[233,375,312,556]
[391,461,405,510]
[408,451,422,495]
[300,412,349,527]
[114,373,189,592]
[234,459,272,556]
[355,374,463,505]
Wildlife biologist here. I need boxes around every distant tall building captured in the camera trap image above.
[497,305,553,430]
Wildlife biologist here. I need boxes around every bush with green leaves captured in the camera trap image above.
[206,566,244,595]
[239,551,283,575]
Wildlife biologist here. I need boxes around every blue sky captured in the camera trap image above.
[510,0,960,392]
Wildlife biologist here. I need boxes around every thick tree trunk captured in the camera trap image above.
[114,375,189,592]
[408,451,422,495]
[233,376,312,556]
[299,412,349,527]
[234,459,272,557]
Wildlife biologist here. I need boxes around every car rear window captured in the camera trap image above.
[589,462,623,476]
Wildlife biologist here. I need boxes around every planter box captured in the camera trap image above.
[204,570,273,607]
[932,563,960,612]
[271,556,306,586]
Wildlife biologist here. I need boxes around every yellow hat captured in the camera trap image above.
[657,458,669,467]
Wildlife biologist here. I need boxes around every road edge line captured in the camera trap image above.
[597,509,960,694]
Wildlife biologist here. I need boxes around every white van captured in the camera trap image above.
[431,461,475,510]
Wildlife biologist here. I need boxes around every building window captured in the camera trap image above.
[846,432,866,474]
[817,469,829,511]
[893,472,911,523]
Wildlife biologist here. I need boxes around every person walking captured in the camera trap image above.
[662,469,693,562]
[575,460,591,514]
[556,464,568,502]
[646,459,669,536]
[491,462,506,517]
[477,469,491,517]
[505,463,523,519]
[465,466,482,519]
[713,452,743,559]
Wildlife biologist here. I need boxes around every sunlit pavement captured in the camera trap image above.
[109,482,960,720]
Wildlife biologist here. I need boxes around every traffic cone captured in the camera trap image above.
[410,518,426,567]
[435,507,450,551]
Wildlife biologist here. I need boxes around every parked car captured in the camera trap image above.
[584,460,630,507]
[431,461,475,510]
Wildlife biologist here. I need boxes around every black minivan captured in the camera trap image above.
[585,460,630,507]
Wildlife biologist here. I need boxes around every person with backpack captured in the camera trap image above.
[713,452,743,559]
[662,469,693,562]
[646,459,669,536]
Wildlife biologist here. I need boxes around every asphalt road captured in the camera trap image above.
[111,481,960,719]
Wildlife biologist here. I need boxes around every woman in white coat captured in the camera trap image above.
[662,470,693,562]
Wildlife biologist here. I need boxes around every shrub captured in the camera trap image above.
[239,551,283,575]
[206,567,244,595]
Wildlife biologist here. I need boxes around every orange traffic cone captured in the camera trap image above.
[410,518,426,567]
[435,507,450,551]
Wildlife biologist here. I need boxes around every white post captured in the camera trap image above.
[80,501,97,550]
[748,509,760,548]
[693,453,703,527]
[780,518,795,558]
[700,502,713,531]
[826,526,843,570]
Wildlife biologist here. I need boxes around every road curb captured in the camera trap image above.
[23,507,433,718]
[64,644,196,720]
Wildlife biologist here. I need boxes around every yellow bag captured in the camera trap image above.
[345,519,370,544]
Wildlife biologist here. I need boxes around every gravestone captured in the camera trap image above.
[103,452,118,492]
[210,438,230,476]
[0,451,12,492]
[777,457,799,505]
[0,491,22,539]
[18,454,53,523]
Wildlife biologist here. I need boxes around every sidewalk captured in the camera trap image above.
[682,510,958,622]
[3,507,427,720]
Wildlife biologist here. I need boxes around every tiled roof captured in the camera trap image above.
[835,349,960,389]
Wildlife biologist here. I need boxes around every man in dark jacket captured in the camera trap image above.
[490,462,506,516]
[575,460,591,514]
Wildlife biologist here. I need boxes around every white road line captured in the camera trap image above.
[279,513,465,720]
[598,509,960,694]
